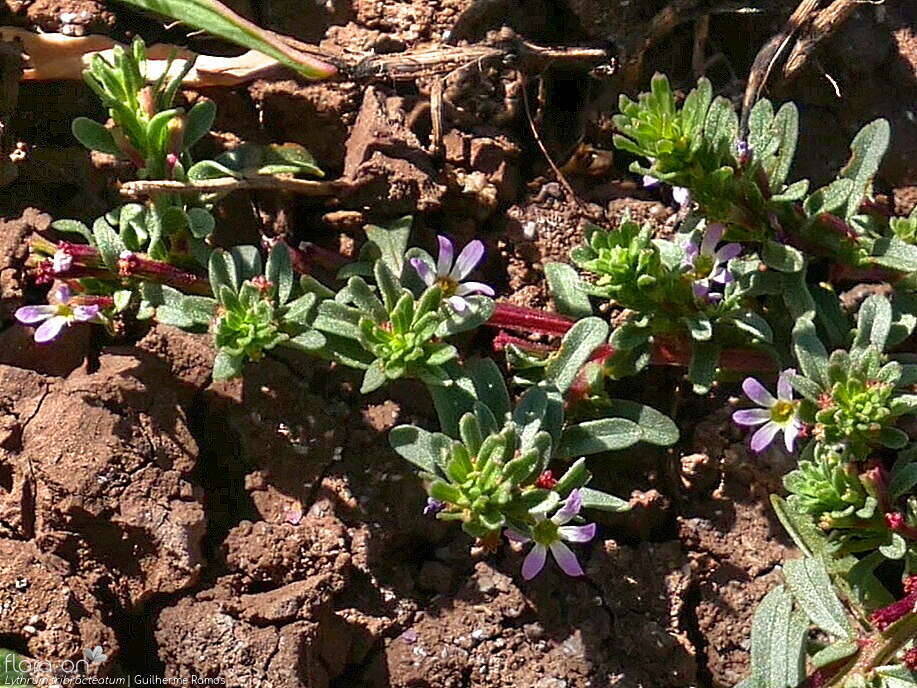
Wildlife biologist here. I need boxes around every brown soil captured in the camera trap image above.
[0,0,914,686]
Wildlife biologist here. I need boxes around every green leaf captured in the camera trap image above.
[231,245,262,281]
[810,641,858,670]
[782,557,853,639]
[466,358,511,422]
[750,585,806,688]
[870,237,917,273]
[839,118,890,220]
[209,249,239,297]
[361,359,387,393]
[286,330,325,351]
[92,218,127,270]
[266,242,294,305]
[213,350,243,380]
[436,296,494,337]
[553,458,590,496]
[890,463,917,499]
[607,399,678,446]
[578,487,630,513]
[556,418,642,459]
[187,207,215,239]
[853,294,892,351]
[389,425,451,475]
[762,240,805,273]
[51,218,94,243]
[792,317,829,387]
[187,159,241,181]
[365,216,412,278]
[803,178,855,217]
[545,262,592,318]
[688,340,719,394]
[184,98,216,149]
[112,0,338,80]
[879,532,907,560]
[544,317,608,394]
[72,117,121,155]
[260,143,324,177]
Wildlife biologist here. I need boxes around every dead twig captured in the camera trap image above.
[741,0,858,132]
[119,176,346,198]
[3,26,612,86]
[782,0,858,82]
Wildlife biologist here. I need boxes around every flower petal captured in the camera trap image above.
[642,175,660,189]
[783,422,800,453]
[51,284,71,304]
[700,224,725,256]
[15,305,56,324]
[521,544,547,580]
[672,186,691,207]
[447,295,470,314]
[732,408,771,426]
[777,368,796,400]
[750,421,780,453]
[559,523,596,543]
[549,541,584,577]
[435,235,454,277]
[450,240,485,281]
[693,282,710,301]
[742,377,776,408]
[715,242,742,263]
[72,305,100,322]
[410,257,436,287]
[455,281,495,297]
[505,529,531,544]
[552,489,582,525]
[33,315,67,343]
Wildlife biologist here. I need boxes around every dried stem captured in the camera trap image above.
[119,176,346,198]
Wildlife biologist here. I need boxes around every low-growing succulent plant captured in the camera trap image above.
[390,352,678,578]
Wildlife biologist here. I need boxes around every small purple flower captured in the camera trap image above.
[505,489,596,580]
[732,369,803,453]
[14,285,101,343]
[683,223,741,302]
[643,175,690,208]
[410,236,495,314]
[735,140,752,167]
[423,497,445,516]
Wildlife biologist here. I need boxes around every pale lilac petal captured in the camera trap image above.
[33,315,67,343]
[558,523,596,543]
[672,186,691,207]
[447,295,469,314]
[693,282,710,301]
[450,240,485,281]
[51,284,72,303]
[742,377,776,408]
[72,305,100,322]
[777,368,796,401]
[552,489,582,525]
[711,266,734,284]
[15,305,56,324]
[732,408,771,426]
[783,422,800,453]
[700,224,725,256]
[454,281,495,297]
[505,529,531,544]
[642,175,660,189]
[549,541,584,577]
[521,544,547,580]
[435,236,454,277]
[750,421,780,453]
[410,257,436,287]
[715,242,742,263]
[52,250,73,274]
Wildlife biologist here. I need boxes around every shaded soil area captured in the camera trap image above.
[0,0,914,686]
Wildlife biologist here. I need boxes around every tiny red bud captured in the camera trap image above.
[535,471,557,489]
[904,647,917,671]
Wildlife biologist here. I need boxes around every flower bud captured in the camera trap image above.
[138,86,156,119]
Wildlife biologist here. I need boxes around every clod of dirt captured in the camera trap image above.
[157,513,352,688]
[0,538,118,673]
[21,353,205,610]
[2,1,115,34]
[0,208,48,321]
[341,86,445,215]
